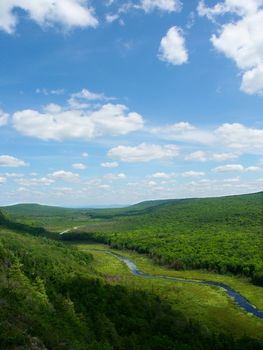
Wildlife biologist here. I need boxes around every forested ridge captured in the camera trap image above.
[63,192,263,285]
[2,212,263,349]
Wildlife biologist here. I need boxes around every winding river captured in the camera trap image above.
[90,248,263,320]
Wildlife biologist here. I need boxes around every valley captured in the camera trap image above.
[1,192,263,349]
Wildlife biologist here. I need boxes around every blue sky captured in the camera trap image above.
[0,0,263,206]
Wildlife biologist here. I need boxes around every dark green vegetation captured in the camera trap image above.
[2,214,263,349]
[59,192,263,286]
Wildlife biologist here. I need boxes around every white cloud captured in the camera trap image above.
[216,123,263,152]
[140,0,182,13]
[105,0,181,25]
[0,155,28,167]
[5,172,24,178]
[104,173,126,180]
[0,176,6,184]
[82,152,89,157]
[43,103,63,114]
[36,88,65,96]
[185,150,239,162]
[0,110,9,126]
[101,161,119,168]
[198,0,263,94]
[48,170,80,182]
[98,184,111,190]
[72,163,86,170]
[68,88,113,109]
[198,0,262,19]
[223,176,240,183]
[213,163,262,173]
[16,177,55,186]
[108,143,179,162]
[106,13,120,23]
[13,103,144,141]
[158,26,188,65]
[72,89,107,101]
[182,171,205,177]
[151,122,215,145]
[148,180,157,186]
[151,172,176,179]
[0,0,98,34]
[185,151,207,162]
[245,166,262,173]
[212,164,245,173]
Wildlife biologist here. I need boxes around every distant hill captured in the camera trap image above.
[1,203,85,217]
[3,192,262,219]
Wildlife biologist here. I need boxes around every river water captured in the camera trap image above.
[107,251,263,319]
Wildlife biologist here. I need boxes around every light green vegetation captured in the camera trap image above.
[74,242,263,340]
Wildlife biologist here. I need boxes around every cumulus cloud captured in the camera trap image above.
[71,88,109,101]
[151,121,263,152]
[151,172,176,179]
[0,0,98,34]
[0,155,28,167]
[12,103,144,141]
[105,0,182,23]
[140,0,182,13]
[104,173,126,180]
[16,177,55,186]
[182,171,205,177]
[216,123,263,152]
[185,150,239,162]
[212,164,262,173]
[72,163,86,170]
[246,166,262,172]
[151,122,215,144]
[0,176,6,184]
[98,184,111,190]
[101,161,119,168]
[158,26,188,65]
[48,170,80,182]
[108,143,179,162]
[0,110,9,126]
[68,88,113,109]
[4,172,24,178]
[36,88,65,96]
[212,164,245,173]
[198,0,263,95]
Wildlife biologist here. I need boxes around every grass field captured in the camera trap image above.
[73,242,263,339]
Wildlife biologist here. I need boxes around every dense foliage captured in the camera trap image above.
[1,213,263,349]
[63,193,263,285]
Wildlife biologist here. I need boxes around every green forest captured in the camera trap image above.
[59,192,263,286]
[2,217,263,349]
[1,192,263,349]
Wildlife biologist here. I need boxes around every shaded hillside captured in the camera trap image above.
[0,209,47,237]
